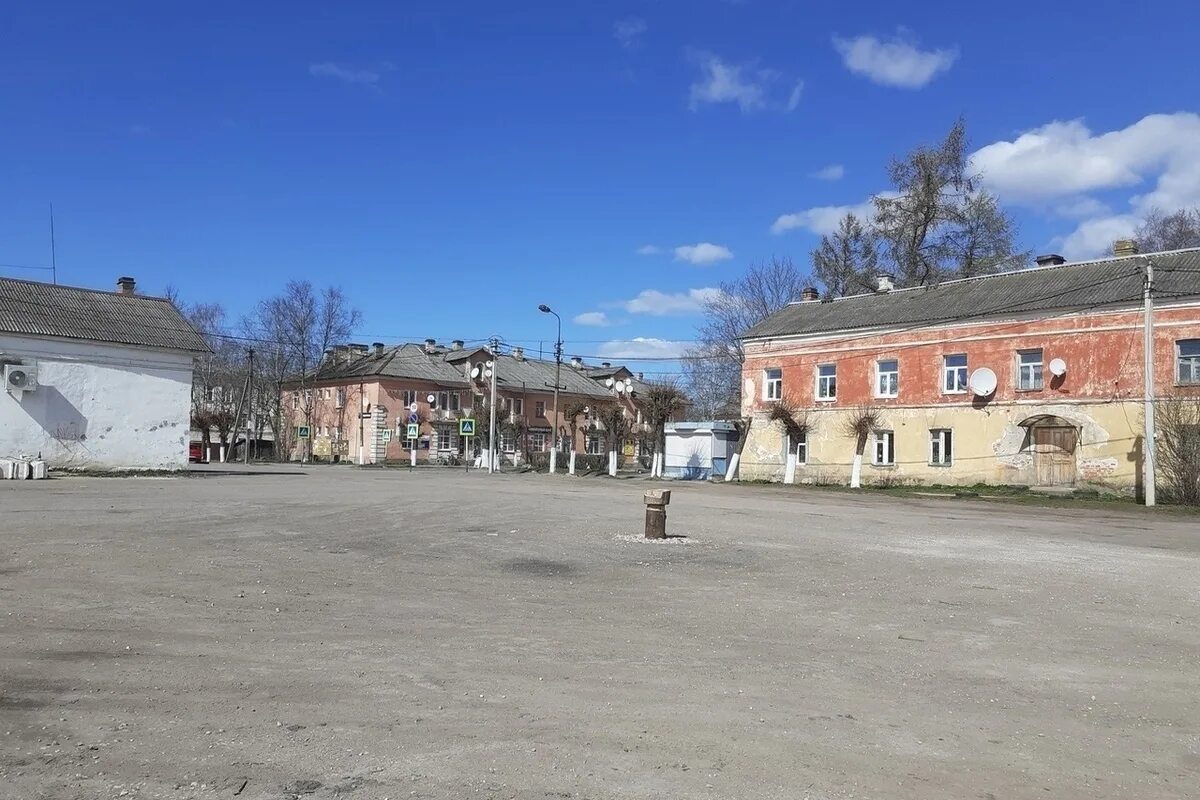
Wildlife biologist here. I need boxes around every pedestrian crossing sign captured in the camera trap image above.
[406,423,420,440]
[459,418,476,437]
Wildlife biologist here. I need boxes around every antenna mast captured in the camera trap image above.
[49,202,57,285]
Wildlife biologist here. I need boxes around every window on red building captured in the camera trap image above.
[816,364,837,401]
[876,359,899,398]
[1178,340,1200,384]
[943,354,968,393]
[1017,349,1044,391]
[764,368,783,401]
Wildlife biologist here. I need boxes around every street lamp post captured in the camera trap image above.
[538,304,562,474]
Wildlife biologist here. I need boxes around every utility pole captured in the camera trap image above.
[488,336,499,474]
[539,305,562,474]
[1143,257,1157,506]
[244,347,254,465]
[49,202,57,285]
[358,379,366,465]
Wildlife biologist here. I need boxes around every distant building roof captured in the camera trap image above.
[308,342,639,400]
[742,248,1200,340]
[0,276,210,352]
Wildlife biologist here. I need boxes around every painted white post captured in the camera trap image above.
[850,452,863,488]
[608,449,617,477]
[569,449,576,475]
[219,444,227,463]
[549,446,557,474]
[724,452,740,482]
[784,450,797,484]
[410,441,417,468]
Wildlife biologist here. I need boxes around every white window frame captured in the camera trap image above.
[872,430,895,466]
[929,429,952,466]
[511,398,524,417]
[816,364,837,401]
[448,391,461,411]
[763,368,783,401]
[530,431,548,451]
[500,431,516,453]
[585,435,602,455]
[943,354,968,394]
[291,391,299,409]
[1177,339,1200,385]
[437,428,455,451]
[402,389,417,407]
[793,430,808,465]
[875,359,899,398]
[1017,349,1044,391]
[535,400,546,419]
[335,388,346,408]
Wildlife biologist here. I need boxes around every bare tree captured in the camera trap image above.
[1136,207,1200,253]
[596,401,631,475]
[643,381,688,476]
[816,119,1026,296]
[769,394,811,484]
[1157,394,1200,505]
[842,405,882,489]
[255,281,361,462]
[811,213,879,298]
[684,256,810,418]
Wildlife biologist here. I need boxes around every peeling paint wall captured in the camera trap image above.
[0,335,194,470]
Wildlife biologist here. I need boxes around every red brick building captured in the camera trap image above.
[738,245,1200,494]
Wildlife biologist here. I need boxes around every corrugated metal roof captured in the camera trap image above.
[0,277,210,352]
[742,248,1200,340]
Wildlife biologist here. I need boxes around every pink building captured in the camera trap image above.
[282,339,649,465]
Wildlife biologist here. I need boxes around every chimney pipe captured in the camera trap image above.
[1035,253,1067,268]
[875,275,894,293]
[512,346,524,361]
[372,342,385,357]
[424,338,437,353]
[571,357,584,369]
[451,340,464,351]
[116,276,136,295]
[800,286,819,302]
[1113,239,1139,257]
[601,361,611,368]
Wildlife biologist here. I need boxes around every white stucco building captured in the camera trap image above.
[0,275,208,471]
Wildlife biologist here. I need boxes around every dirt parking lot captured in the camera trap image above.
[1,468,1198,800]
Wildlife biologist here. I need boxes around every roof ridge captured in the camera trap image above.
[0,274,174,303]
[787,246,1200,306]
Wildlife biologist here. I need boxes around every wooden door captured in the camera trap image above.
[1033,426,1077,486]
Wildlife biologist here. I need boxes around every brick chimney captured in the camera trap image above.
[512,346,525,361]
[571,356,584,369]
[424,338,437,353]
[116,276,136,295]
[372,342,385,357]
[800,286,819,302]
[1113,239,1139,257]
[1035,254,1066,267]
[450,340,464,351]
[875,275,894,293]
[601,361,611,368]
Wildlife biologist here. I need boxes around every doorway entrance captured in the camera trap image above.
[1031,426,1077,486]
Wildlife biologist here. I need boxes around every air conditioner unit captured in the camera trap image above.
[4,362,38,394]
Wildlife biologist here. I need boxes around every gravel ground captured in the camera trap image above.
[1,467,1198,800]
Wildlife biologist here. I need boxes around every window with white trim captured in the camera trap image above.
[1178,339,1200,384]
[1017,349,1044,391]
[929,429,952,465]
[511,398,524,416]
[872,430,895,465]
[332,426,342,440]
[535,400,546,418]
[448,391,461,411]
[335,388,346,408]
[816,364,837,400]
[500,431,515,453]
[303,390,313,407]
[402,389,417,406]
[943,354,968,393]
[876,359,899,398]
[530,431,548,451]
[792,430,808,465]
[291,391,299,409]
[437,428,455,451]
[586,435,602,455]
[764,368,783,401]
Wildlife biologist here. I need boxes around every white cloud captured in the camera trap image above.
[595,338,688,360]
[309,62,383,85]
[636,244,662,256]
[969,113,1200,258]
[573,311,611,327]
[673,242,733,265]
[687,52,802,114]
[970,113,1200,208]
[811,164,845,181]
[624,287,721,316]
[689,53,769,112]
[832,33,957,89]
[1056,215,1139,261]
[613,17,647,50]
[786,80,805,111]
[771,193,897,235]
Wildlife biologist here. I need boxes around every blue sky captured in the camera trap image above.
[2,1,1198,374]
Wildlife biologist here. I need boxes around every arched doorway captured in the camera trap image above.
[1020,415,1078,487]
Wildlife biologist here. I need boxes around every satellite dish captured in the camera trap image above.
[409,402,419,413]
[470,366,481,379]
[614,380,626,393]
[605,377,615,388]
[426,393,436,404]
[969,367,997,397]
[1049,358,1067,377]
[486,360,494,368]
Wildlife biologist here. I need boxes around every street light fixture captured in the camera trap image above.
[539,304,563,474]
